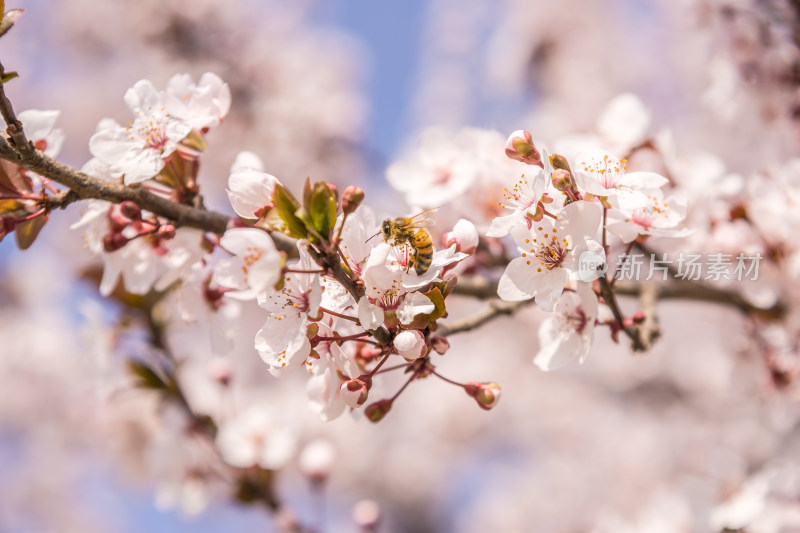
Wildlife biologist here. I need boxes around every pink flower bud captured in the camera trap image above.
[551,169,573,191]
[108,211,130,232]
[103,231,129,252]
[156,224,176,240]
[341,185,365,216]
[327,182,339,203]
[393,330,426,362]
[504,130,543,167]
[299,439,336,484]
[365,399,393,423]
[352,499,381,531]
[430,336,450,355]
[442,218,479,254]
[340,378,370,408]
[464,381,501,410]
[119,201,142,221]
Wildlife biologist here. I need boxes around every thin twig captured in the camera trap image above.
[597,276,648,351]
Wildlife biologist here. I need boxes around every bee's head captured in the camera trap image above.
[381,219,392,240]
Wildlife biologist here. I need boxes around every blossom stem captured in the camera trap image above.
[334,212,348,244]
[431,369,465,388]
[366,351,393,378]
[390,371,418,402]
[597,275,649,352]
[316,332,370,343]
[0,193,41,201]
[319,306,360,324]
[285,268,325,275]
[41,179,59,194]
[14,207,46,222]
[374,362,410,375]
[602,207,608,253]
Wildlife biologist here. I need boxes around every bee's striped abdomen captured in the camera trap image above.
[411,229,433,275]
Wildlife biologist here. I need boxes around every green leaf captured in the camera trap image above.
[422,287,447,322]
[261,184,307,239]
[15,213,47,250]
[294,206,323,243]
[307,181,338,241]
[401,288,447,331]
[0,8,24,39]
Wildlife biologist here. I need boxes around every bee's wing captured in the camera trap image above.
[408,207,438,229]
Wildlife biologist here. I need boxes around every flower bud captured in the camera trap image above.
[442,218,479,254]
[327,182,339,203]
[299,438,336,484]
[352,499,381,531]
[108,211,130,232]
[119,201,142,221]
[341,185,365,215]
[103,231,129,252]
[393,330,426,362]
[340,378,370,408]
[632,311,646,324]
[156,224,176,240]
[365,399,393,423]
[551,169,573,191]
[430,336,450,355]
[464,381,501,410]
[504,130,543,167]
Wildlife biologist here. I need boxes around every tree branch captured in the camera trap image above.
[438,298,532,337]
[0,133,233,234]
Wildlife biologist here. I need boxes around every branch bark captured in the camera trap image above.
[0,134,233,234]
[437,298,532,337]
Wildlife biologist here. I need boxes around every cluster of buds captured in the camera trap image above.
[103,201,175,254]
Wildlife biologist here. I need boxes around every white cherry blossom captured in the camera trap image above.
[486,168,548,237]
[574,152,668,212]
[18,109,65,158]
[226,167,281,220]
[89,79,193,184]
[498,200,603,311]
[214,227,282,299]
[607,190,689,243]
[163,72,231,131]
[215,405,295,470]
[254,243,321,376]
[534,283,599,371]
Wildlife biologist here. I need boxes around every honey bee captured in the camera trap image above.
[377,209,437,275]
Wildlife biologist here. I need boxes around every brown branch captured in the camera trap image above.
[0,133,233,233]
[454,275,786,318]
[614,279,786,319]
[437,298,532,337]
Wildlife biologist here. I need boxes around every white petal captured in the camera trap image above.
[357,297,384,330]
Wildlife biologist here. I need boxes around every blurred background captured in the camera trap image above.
[1,0,800,531]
